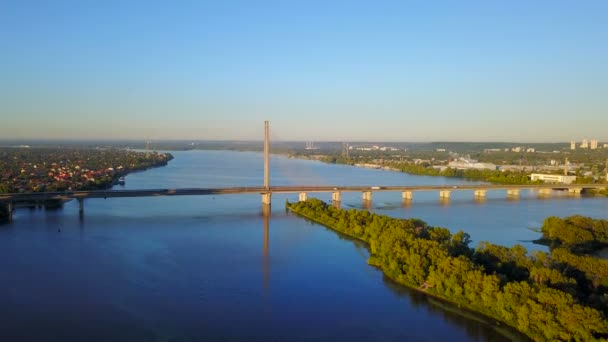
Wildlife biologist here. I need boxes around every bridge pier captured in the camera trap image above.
[298,192,308,202]
[4,202,13,223]
[439,190,451,199]
[262,202,271,216]
[474,190,487,197]
[332,191,341,204]
[78,198,84,217]
[362,191,372,201]
[507,189,520,198]
[261,193,272,206]
[568,188,583,194]
[402,191,413,200]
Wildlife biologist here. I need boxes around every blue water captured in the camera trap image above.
[2,150,607,341]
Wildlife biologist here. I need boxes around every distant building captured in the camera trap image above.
[526,148,535,153]
[484,148,501,152]
[590,139,598,150]
[436,148,446,152]
[581,139,589,149]
[511,147,522,152]
[570,141,576,150]
[448,158,497,170]
[530,173,576,184]
[305,141,318,150]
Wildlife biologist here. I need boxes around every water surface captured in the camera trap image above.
[2,150,607,341]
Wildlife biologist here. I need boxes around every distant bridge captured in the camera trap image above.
[1,121,606,223]
[1,183,605,222]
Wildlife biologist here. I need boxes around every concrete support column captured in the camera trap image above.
[439,190,451,199]
[78,198,84,217]
[261,193,272,206]
[298,192,308,202]
[6,202,13,223]
[262,202,271,217]
[507,189,520,197]
[539,188,552,196]
[362,191,372,201]
[402,191,413,200]
[474,190,487,197]
[568,188,582,194]
[332,191,341,203]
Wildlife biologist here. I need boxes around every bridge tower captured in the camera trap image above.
[262,121,271,207]
[145,138,150,158]
[342,142,349,159]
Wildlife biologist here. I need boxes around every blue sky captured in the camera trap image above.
[1,1,607,141]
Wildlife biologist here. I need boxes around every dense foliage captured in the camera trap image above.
[0,147,172,193]
[539,216,608,253]
[287,199,608,341]
[390,163,542,185]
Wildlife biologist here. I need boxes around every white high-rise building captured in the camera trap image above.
[590,139,598,149]
[570,141,576,150]
[580,139,589,149]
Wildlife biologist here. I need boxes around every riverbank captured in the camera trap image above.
[286,199,608,341]
[286,202,528,341]
[0,150,174,223]
[0,147,174,193]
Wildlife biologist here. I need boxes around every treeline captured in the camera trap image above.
[286,199,608,341]
[319,155,356,165]
[389,162,541,185]
[539,216,608,253]
[321,157,541,185]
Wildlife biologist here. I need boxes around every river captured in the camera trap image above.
[1,150,607,341]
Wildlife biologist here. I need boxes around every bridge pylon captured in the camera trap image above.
[262,120,271,209]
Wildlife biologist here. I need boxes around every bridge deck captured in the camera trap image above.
[0,184,604,202]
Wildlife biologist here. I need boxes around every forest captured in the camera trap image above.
[286,199,608,341]
[537,215,608,254]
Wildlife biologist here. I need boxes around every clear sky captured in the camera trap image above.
[1,1,606,142]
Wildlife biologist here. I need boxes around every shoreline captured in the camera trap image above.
[285,199,608,340]
[286,204,529,341]
[0,154,173,224]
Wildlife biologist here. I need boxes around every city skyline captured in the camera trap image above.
[1,1,607,142]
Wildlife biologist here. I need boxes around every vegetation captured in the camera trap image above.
[391,163,542,185]
[287,199,608,341]
[537,216,608,254]
[0,147,173,193]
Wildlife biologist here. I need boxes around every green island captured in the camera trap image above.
[535,215,608,257]
[286,198,608,341]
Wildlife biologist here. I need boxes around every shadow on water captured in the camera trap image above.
[298,215,530,342]
[382,277,529,342]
